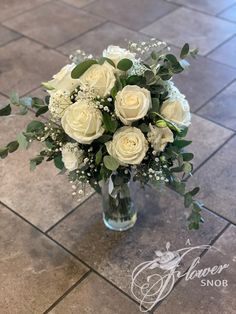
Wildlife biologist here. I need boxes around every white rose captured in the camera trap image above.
[115,85,151,125]
[61,100,105,144]
[44,64,79,95]
[79,62,116,97]
[160,97,191,128]
[106,126,148,165]
[147,124,174,152]
[103,45,136,66]
[48,90,72,119]
[61,143,84,171]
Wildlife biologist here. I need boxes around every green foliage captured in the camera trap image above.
[26,120,45,133]
[0,104,11,116]
[54,155,64,170]
[173,139,192,148]
[0,147,8,158]
[98,57,115,68]
[36,106,48,117]
[30,156,44,171]
[71,60,98,79]
[95,148,103,165]
[182,152,194,161]
[180,43,190,59]
[103,155,119,171]
[17,133,29,149]
[7,141,19,153]
[96,134,112,143]
[117,58,133,71]
[102,112,118,133]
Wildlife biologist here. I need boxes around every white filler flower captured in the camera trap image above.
[147,124,174,152]
[61,143,84,171]
[48,90,72,119]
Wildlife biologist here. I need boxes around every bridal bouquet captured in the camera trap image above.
[0,39,203,231]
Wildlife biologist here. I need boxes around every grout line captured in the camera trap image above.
[152,221,231,312]
[205,34,236,57]
[43,269,92,313]
[0,34,23,49]
[0,0,56,24]
[203,206,236,227]
[45,192,95,234]
[194,112,236,133]
[60,0,98,10]
[195,78,236,113]
[216,2,236,16]
[191,133,235,176]
[163,0,236,23]
[55,20,107,52]
[80,3,181,33]
[0,200,146,311]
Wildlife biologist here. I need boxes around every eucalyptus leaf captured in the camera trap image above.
[7,141,19,153]
[0,104,11,116]
[30,156,44,171]
[17,133,29,149]
[71,60,98,79]
[95,148,103,165]
[180,43,189,59]
[0,147,8,159]
[54,155,64,170]
[103,112,118,133]
[184,192,192,208]
[173,139,192,148]
[36,106,48,117]
[117,58,133,71]
[98,57,115,68]
[103,155,119,171]
[182,152,194,161]
[26,120,45,133]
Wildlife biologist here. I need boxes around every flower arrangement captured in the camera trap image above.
[0,39,203,230]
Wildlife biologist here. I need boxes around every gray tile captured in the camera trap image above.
[0,37,66,96]
[155,224,236,314]
[191,135,236,223]
[49,186,227,299]
[0,25,21,46]
[0,0,50,22]
[187,114,233,168]
[173,55,236,111]
[166,0,236,15]
[0,203,88,314]
[50,273,139,314]
[0,94,8,105]
[141,7,236,55]
[3,2,105,48]
[219,4,236,23]
[0,112,92,231]
[207,36,236,68]
[84,0,178,31]
[198,81,236,131]
[57,21,149,57]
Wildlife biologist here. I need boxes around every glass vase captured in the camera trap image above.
[101,174,137,231]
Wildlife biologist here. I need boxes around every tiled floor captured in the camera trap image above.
[0,0,235,313]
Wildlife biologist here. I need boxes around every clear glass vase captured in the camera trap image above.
[101,174,137,231]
